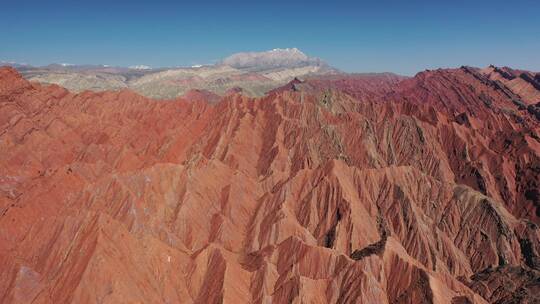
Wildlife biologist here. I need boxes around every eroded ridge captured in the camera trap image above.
[0,66,539,303]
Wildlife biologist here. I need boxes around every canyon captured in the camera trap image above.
[0,63,539,303]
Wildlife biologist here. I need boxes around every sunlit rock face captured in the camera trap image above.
[0,66,539,303]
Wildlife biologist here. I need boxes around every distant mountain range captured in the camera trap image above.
[1,48,341,98]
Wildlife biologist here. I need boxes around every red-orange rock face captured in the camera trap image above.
[0,66,539,303]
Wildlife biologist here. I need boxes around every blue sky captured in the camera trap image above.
[1,0,539,75]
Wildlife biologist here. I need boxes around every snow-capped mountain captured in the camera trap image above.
[221,48,327,71]
[129,65,152,70]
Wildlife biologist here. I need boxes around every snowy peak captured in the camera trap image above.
[129,65,152,70]
[221,48,325,70]
[267,48,308,60]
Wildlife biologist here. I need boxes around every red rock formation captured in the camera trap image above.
[480,65,540,105]
[0,66,539,303]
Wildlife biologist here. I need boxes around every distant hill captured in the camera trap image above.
[3,48,341,98]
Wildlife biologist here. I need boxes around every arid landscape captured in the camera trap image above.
[1,50,539,302]
[2,1,540,303]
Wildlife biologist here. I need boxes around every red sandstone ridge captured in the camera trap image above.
[480,65,540,105]
[0,66,539,303]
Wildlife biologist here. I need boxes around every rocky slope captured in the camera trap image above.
[480,65,540,105]
[0,65,539,303]
[6,49,340,99]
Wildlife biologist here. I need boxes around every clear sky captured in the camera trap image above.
[1,0,539,75]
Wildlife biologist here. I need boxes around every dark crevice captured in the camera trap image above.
[350,212,389,261]
[519,238,539,269]
[323,207,342,249]
[323,225,336,248]
[472,167,487,195]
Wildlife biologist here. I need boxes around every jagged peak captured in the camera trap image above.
[0,66,32,94]
[0,66,22,78]
[266,77,306,95]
